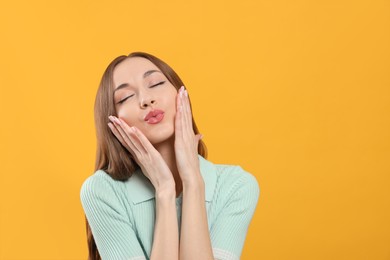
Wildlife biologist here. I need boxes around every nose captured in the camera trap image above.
[140,95,156,109]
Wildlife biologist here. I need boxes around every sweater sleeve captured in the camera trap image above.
[210,170,260,260]
[80,174,146,260]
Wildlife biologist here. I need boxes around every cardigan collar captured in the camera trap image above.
[125,155,217,205]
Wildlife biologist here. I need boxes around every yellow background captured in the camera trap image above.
[1,0,389,259]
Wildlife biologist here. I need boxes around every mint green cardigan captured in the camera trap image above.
[80,155,260,260]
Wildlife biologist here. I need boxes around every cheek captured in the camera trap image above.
[157,86,177,111]
[171,94,178,109]
[167,96,178,117]
[167,90,178,110]
[117,108,137,126]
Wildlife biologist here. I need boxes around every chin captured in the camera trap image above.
[147,126,175,146]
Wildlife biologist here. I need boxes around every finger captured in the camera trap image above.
[118,118,155,156]
[108,122,126,145]
[116,118,148,156]
[182,87,193,133]
[129,125,157,153]
[195,133,203,143]
[109,116,143,156]
[178,87,187,135]
[176,86,183,111]
[108,122,140,160]
[117,118,148,154]
[175,87,184,138]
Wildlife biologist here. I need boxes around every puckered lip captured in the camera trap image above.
[144,109,164,121]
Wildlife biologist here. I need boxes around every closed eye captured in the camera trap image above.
[149,81,166,88]
[117,94,134,104]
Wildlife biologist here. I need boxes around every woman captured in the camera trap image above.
[80,52,260,260]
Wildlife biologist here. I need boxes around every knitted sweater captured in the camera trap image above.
[80,155,260,260]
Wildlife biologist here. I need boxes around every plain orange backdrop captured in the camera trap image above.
[0,0,389,259]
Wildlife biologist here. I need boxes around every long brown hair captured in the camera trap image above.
[85,52,207,260]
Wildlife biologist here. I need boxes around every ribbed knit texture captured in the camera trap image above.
[80,158,260,260]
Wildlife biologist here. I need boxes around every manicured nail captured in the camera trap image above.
[107,123,113,129]
[114,117,121,125]
[184,89,188,97]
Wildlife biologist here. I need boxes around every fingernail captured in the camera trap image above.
[107,123,113,129]
[184,89,188,97]
[114,117,121,125]
[200,134,203,140]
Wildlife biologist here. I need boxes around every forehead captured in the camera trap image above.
[113,57,160,87]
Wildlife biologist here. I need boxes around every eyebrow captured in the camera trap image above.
[113,70,162,94]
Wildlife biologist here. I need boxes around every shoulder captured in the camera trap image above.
[80,170,118,194]
[200,156,260,206]
[215,163,260,196]
[204,160,260,222]
[80,170,128,205]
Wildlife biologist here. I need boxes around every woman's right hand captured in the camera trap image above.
[108,116,175,194]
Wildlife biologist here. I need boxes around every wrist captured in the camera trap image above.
[155,188,176,202]
[182,174,204,191]
[155,181,176,200]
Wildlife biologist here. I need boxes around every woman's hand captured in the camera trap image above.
[108,116,175,193]
[174,86,203,184]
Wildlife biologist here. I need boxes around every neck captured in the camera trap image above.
[153,136,182,198]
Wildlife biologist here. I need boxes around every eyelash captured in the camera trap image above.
[118,94,134,104]
[150,81,166,88]
[117,81,166,104]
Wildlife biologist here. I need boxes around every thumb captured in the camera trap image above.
[195,134,203,143]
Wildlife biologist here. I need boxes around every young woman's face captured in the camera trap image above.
[112,57,178,145]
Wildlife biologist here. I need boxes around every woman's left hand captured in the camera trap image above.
[174,86,203,184]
